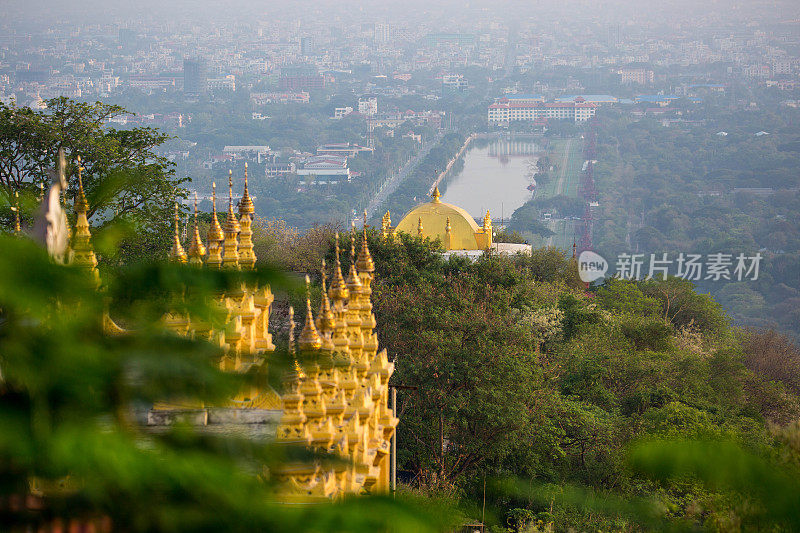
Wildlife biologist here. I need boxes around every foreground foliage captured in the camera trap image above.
[0,97,186,262]
[0,235,454,532]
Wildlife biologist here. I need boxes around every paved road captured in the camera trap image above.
[363,131,445,220]
[554,139,574,196]
[542,139,577,248]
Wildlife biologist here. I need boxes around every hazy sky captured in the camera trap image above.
[3,0,799,26]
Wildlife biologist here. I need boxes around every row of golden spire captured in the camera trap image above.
[171,164,257,269]
[293,218,375,354]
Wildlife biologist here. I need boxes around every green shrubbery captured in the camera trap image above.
[362,235,800,531]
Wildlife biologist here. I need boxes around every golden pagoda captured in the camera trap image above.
[70,156,100,286]
[393,185,492,250]
[24,163,397,500]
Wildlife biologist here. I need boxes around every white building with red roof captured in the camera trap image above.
[488,96,597,124]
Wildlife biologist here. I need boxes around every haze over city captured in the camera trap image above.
[1,0,799,530]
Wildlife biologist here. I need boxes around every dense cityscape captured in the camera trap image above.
[1,0,799,531]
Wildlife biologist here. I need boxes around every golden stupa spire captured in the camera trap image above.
[187,193,206,264]
[444,216,453,250]
[356,209,375,274]
[417,216,423,237]
[12,191,21,234]
[317,259,336,338]
[222,170,240,269]
[71,156,99,283]
[288,305,296,355]
[431,185,441,203]
[238,163,257,270]
[240,163,254,213]
[482,210,493,249]
[298,275,322,351]
[346,229,362,293]
[328,233,349,302]
[170,203,188,263]
[328,236,352,358]
[75,157,89,213]
[206,182,224,268]
[381,210,392,241]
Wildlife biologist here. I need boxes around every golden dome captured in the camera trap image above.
[395,188,489,250]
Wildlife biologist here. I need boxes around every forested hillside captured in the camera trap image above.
[350,232,800,531]
[592,106,800,340]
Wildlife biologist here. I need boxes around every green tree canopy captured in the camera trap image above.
[0,97,186,261]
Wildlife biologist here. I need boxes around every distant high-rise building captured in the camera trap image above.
[425,33,476,47]
[279,65,325,91]
[374,23,391,43]
[207,75,236,93]
[617,68,654,85]
[183,58,207,95]
[300,37,313,56]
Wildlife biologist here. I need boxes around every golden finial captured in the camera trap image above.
[329,232,349,301]
[75,155,88,214]
[70,155,99,283]
[206,182,225,268]
[445,216,451,234]
[380,211,389,240]
[288,305,296,355]
[187,193,206,263]
[12,191,21,234]
[222,170,240,268]
[209,182,224,239]
[170,202,187,263]
[417,216,423,236]
[483,210,492,229]
[239,162,255,216]
[357,212,375,274]
[346,231,362,293]
[431,185,441,203]
[318,259,336,334]
[238,164,257,269]
[226,170,239,230]
[298,274,322,351]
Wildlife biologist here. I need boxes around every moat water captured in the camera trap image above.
[440,135,539,223]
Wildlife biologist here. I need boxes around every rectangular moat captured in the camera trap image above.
[440,134,539,222]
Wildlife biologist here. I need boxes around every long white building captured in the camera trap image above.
[488,97,597,124]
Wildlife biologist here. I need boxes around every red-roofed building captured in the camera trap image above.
[488,98,596,124]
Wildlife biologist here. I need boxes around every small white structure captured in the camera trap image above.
[333,106,353,119]
[442,242,532,260]
[358,95,378,116]
[296,155,351,182]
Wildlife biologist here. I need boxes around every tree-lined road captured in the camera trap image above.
[364,130,445,221]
